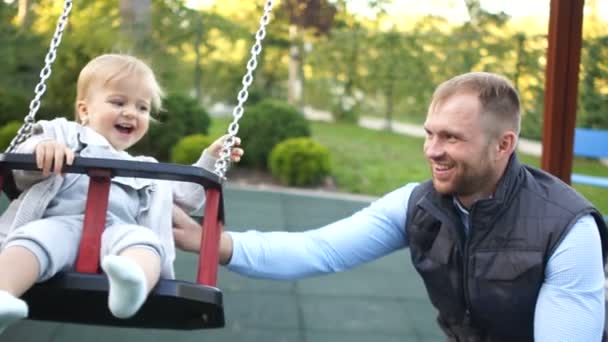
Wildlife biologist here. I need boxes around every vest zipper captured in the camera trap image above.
[462,209,474,327]
[462,237,472,327]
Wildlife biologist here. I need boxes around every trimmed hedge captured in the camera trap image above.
[171,134,214,165]
[238,99,310,169]
[131,93,210,161]
[0,121,23,152]
[269,137,331,187]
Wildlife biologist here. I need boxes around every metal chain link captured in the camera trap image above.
[6,0,73,153]
[214,0,274,179]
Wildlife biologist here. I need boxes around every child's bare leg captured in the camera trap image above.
[0,246,38,333]
[101,247,160,319]
[0,246,39,296]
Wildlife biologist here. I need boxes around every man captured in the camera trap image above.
[174,72,608,341]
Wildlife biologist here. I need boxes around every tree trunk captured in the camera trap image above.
[194,15,203,101]
[514,33,525,90]
[16,0,32,31]
[287,25,303,106]
[384,80,394,131]
[119,0,152,52]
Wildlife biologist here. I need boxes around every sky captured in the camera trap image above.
[349,0,608,22]
[186,0,608,22]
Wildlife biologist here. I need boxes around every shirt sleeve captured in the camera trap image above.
[534,214,605,341]
[226,183,417,279]
[172,148,217,214]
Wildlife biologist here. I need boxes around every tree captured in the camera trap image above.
[280,0,336,106]
[119,0,152,53]
[16,0,33,31]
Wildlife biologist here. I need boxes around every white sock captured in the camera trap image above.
[0,290,28,335]
[101,255,147,319]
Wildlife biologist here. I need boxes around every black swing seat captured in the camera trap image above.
[0,153,226,330]
[23,272,224,329]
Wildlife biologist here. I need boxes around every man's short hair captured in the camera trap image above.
[430,72,521,137]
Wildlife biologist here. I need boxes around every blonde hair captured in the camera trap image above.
[430,72,521,137]
[74,54,163,122]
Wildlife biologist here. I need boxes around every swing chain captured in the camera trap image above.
[6,0,73,153]
[213,0,274,179]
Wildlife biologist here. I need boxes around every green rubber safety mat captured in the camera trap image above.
[1,186,442,342]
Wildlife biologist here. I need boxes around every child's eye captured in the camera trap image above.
[109,99,124,107]
[139,105,149,112]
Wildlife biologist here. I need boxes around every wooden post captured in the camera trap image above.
[541,0,585,184]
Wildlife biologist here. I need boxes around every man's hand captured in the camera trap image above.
[35,139,75,176]
[172,205,234,264]
[172,206,203,253]
[208,135,244,163]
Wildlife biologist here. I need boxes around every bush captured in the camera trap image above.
[520,110,543,140]
[131,93,211,161]
[238,99,310,169]
[0,121,24,152]
[171,134,214,165]
[0,88,30,124]
[269,137,331,187]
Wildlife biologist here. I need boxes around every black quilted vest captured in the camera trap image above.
[405,155,608,341]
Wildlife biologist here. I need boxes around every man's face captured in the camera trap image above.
[423,92,500,205]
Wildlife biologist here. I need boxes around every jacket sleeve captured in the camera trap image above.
[11,118,77,191]
[172,149,218,215]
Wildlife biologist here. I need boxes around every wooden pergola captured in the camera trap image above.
[541,0,585,183]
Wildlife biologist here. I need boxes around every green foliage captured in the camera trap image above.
[578,36,608,129]
[3,0,607,145]
[238,99,311,169]
[170,134,214,165]
[0,88,30,124]
[520,108,544,141]
[0,121,23,151]
[269,137,331,186]
[131,93,210,161]
[0,2,48,122]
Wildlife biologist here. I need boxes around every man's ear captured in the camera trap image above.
[497,131,518,159]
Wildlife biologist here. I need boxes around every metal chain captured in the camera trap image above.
[214,0,274,179]
[6,0,73,153]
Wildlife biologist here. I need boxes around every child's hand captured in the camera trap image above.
[209,135,244,163]
[34,139,75,176]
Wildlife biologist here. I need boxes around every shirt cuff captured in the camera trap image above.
[195,148,218,172]
[224,231,245,269]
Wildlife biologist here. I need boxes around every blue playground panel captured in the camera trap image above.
[572,128,608,188]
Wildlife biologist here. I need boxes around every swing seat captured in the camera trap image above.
[0,153,226,330]
[23,272,224,329]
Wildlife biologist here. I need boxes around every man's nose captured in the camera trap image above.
[424,138,444,159]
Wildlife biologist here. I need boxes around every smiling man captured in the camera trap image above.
[174,72,608,341]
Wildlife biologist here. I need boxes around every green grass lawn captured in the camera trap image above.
[210,118,608,214]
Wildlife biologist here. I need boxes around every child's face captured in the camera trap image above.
[77,76,152,151]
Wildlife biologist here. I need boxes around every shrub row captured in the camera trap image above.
[0,98,331,187]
